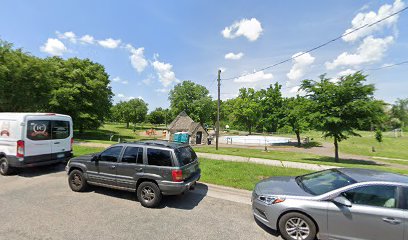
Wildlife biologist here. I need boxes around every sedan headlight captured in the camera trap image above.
[257,195,285,205]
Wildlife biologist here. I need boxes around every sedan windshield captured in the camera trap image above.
[296,169,356,195]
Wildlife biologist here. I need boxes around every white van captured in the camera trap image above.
[0,113,73,175]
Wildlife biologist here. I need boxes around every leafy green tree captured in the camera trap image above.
[113,99,148,128]
[257,83,283,132]
[301,72,385,162]
[148,107,168,125]
[0,40,54,112]
[282,96,313,146]
[169,81,213,124]
[46,57,113,132]
[391,98,408,127]
[232,88,261,134]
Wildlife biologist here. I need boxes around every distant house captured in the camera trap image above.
[167,111,209,145]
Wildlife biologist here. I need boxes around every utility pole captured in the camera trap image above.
[216,69,221,150]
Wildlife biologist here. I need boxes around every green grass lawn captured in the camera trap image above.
[72,145,311,190]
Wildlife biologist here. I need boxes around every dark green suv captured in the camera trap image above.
[66,141,201,208]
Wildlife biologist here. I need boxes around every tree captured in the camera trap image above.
[169,81,213,124]
[112,99,148,128]
[258,83,283,132]
[391,98,408,128]
[46,57,113,132]
[301,72,385,162]
[232,88,261,134]
[148,107,167,125]
[282,96,312,146]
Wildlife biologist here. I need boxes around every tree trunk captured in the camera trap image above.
[248,125,252,135]
[334,137,339,162]
[295,130,301,147]
[126,121,129,129]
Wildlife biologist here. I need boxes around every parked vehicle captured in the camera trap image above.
[252,168,408,240]
[0,113,73,175]
[66,140,201,208]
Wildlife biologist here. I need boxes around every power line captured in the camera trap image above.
[364,60,408,71]
[221,6,408,81]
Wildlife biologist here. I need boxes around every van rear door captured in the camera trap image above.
[50,118,72,159]
[25,118,52,163]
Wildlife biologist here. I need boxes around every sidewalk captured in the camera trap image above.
[196,152,338,171]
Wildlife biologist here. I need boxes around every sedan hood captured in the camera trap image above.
[255,176,312,197]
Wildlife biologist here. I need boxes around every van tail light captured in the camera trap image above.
[171,170,183,182]
[70,138,74,151]
[17,140,25,158]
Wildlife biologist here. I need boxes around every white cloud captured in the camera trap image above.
[112,76,128,84]
[155,88,170,93]
[79,34,94,44]
[289,86,301,93]
[342,0,405,42]
[98,38,121,48]
[219,67,227,73]
[152,59,180,87]
[234,71,273,83]
[286,52,315,81]
[225,52,244,60]
[122,80,128,84]
[326,36,394,69]
[142,75,154,85]
[56,31,77,43]
[337,69,357,76]
[222,18,263,41]
[40,38,68,56]
[112,77,121,82]
[126,44,148,73]
[117,93,125,98]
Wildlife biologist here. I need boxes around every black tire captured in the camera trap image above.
[0,157,13,176]
[137,181,162,208]
[278,212,317,240]
[68,169,88,192]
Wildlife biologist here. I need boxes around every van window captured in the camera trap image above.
[147,148,173,167]
[27,120,51,141]
[52,121,70,139]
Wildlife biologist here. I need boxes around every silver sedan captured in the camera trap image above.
[252,168,408,240]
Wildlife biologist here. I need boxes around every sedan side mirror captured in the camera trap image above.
[332,196,352,207]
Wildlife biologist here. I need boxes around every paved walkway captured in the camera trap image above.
[196,152,338,171]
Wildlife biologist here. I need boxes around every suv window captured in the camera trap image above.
[51,121,70,139]
[122,147,143,164]
[100,146,122,162]
[175,146,197,166]
[27,120,51,141]
[342,185,397,208]
[147,148,173,167]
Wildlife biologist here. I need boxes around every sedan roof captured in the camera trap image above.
[338,168,408,184]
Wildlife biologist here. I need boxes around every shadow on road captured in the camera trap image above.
[90,183,208,210]
[254,217,280,238]
[15,163,66,177]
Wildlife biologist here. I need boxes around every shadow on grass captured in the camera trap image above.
[301,141,322,149]
[74,129,136,142]
[302,156,383,166]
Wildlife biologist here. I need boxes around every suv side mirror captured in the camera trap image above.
[332,196,352,207]
[91,154,99,162]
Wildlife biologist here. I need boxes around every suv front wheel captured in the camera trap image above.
[137,181,162,208]
[68,169,88,192]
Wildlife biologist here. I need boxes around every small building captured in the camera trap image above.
[167,111,209,145]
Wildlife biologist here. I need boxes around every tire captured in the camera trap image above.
[68,169,88,192]
[137,181,162,208]
[278,212,317,240]
[0,157,13,176]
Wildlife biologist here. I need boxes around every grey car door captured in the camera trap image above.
[87,146,122,186]
[327,185,404,240]
[116,146,144,190]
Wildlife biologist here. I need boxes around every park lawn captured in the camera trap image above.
[73,146,104,156]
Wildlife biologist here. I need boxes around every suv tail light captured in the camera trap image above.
[171,170,183,182]
[70,138,74,151]
[17,140,25,158]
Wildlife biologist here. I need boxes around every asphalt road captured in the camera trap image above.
[0,164,281,240]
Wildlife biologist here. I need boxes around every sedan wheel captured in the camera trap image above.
[279,212,317,240]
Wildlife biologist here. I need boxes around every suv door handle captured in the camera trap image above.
[135,167,143,172]
[382,217,401,224]
[110,165,116,169]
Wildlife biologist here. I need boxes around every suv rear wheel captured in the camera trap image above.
[68,169,88,192]
[0,157,13,176]
[137,181,162,208]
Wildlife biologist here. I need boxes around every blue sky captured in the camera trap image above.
[1,0,407,111]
